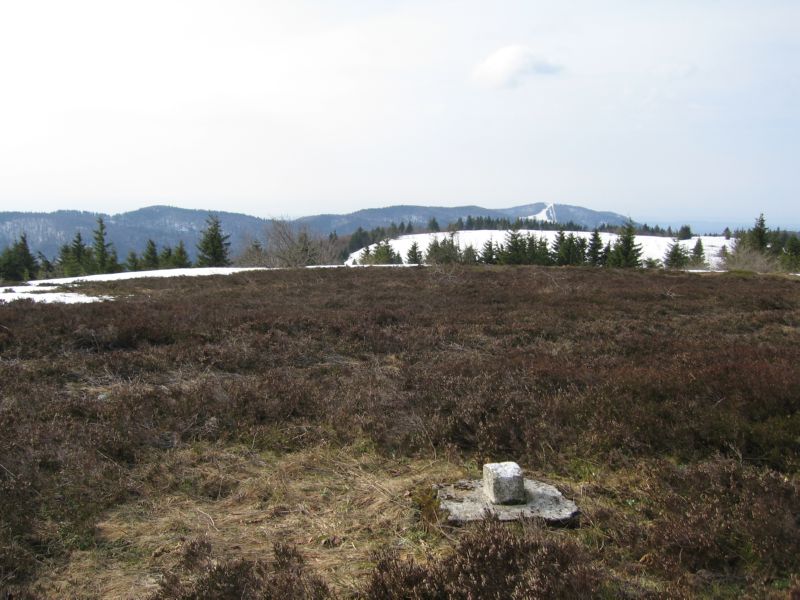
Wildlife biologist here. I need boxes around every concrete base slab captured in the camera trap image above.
[436,478,579,525]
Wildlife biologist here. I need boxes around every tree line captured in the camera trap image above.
[359,215,800,272]
[360,223,650,268]
[0,215,232,282]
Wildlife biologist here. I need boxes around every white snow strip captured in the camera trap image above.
[36,267,268,285]
[346,230,736,270]
[0,287,112,304]
[1,267,270,305]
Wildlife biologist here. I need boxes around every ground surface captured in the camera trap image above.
[1,266,798,598]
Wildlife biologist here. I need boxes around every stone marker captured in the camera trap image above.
[483,462,525,504]
[436,462,580,525]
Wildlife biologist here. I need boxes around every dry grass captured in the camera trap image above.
[31,443,463,599]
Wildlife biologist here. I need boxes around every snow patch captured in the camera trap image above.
[3,267,270,304]
[346,230,735,270]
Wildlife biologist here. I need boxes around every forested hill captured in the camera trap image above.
[0,206,269,260]
[294,202,628,235]
[0,202,629,259]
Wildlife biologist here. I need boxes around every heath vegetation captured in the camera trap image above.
[1,266,798,598]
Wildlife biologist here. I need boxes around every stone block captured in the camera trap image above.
[483,461,525,504]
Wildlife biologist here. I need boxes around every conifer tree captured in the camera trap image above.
[534,237,552,266]
[142,239,160,270]
[0,234,40,281]
[92,217,113,274]
[70,232,88,269]
[748,214,768,251]
[499,230,527,265]
[425,234,461,264]
[406,241,423,264]
[125,251,141,271]
[172,241,192,268]
[196,215,231,267]
[677,225,693,240]
[57,232,89,276]
[780,236,800,271]
[601,242,612,266]
[551,230,567,265]
[107,249,122,273]
[480,239,496,264]
[663,239,690,269]
[587,230,603,266]
[363,240,402,264]
[159,245,173,268]
[690,238,707,268]
[427,217,440,232]
[607,222,642,268]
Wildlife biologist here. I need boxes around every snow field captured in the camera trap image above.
[345,229,735,270]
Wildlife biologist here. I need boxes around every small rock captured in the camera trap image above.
[483,461,525,504]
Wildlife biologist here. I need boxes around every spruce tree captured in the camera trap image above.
[196,216,231,267]
[70,232,89,271]
[427,217,440,232]
[0,235,39,281]
[480,239,496,264]
[14,234,38,279]
[499,230,527,265]
[107,249,122,273]
[748,214,768,251]
[142,239,160,270]
[607,222,642,268]
[366,240,402,264]
[780,236,800,271]
[159,245,173,268]
[406,241,423,264]
[92,217,112,274]
[587,230,603,266]
[690,238,707,268]
[125,251,141,271]
[552,230,567,265]
[172,241,192,268]
[663,239,690,269]
[58,232,89,276]
[601,242,612,266]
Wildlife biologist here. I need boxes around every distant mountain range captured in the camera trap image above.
[0,203,630,260]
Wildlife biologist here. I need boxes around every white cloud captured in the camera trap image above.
[472,45,562,89]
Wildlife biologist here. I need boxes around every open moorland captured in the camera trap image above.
[1,266,799,598]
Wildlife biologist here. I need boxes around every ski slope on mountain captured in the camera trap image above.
[346,230,736,269]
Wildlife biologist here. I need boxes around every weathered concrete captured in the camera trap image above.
[436,478,579,525]
[483,462,525,504]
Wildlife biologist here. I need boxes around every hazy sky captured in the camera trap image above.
[0,1,798,226]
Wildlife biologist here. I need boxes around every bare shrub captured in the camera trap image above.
[723,244,779,272]
[265,220,340,267]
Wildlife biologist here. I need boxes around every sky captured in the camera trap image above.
[0,0,798,227]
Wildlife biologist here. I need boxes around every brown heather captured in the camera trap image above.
[0,266,799,598]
